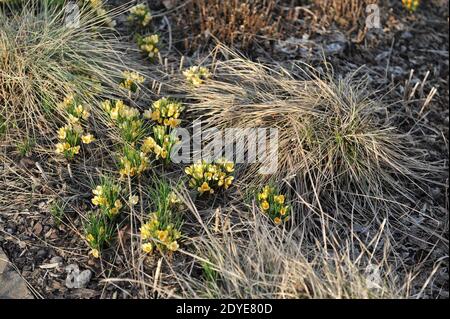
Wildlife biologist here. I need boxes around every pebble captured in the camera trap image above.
[6,224,16,234]
[65,264,92,289]
[401,31,413,40]
[50,256,64,270]
[36,249,48,259]
[50,256,63,264]
[325,42,345,55]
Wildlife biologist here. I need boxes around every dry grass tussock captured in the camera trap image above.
[138,186,418,299]
[170,0,377,51]
[314,0,378,32]
[170,45,443,246]
[0,0,145,146]
[172,0,289,50]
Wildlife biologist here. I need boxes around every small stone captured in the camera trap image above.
[87,258,97,267]
[37,201,47,210]
[401,31,413,40]
[65,264,92,289]
[65,264,79,273]
[325,42,345,55]
[0,249,34,299]
[50,256,63,264]
[162,0,176,9]
[50,256,64,270]
[36,249,48,259]
[76,270,92,287]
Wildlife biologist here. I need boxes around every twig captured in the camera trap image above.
[163,15,172,53]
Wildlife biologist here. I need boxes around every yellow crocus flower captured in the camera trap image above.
[258,192,267,201]
[157,230,169,242]
[93,186,103,196]
[151,110,161,122]
[82,134,95,144]
[86,233,95,243]
[114,199,123,209]
[167,241,179,252]
[224,162,234,173]
[58,127,67,140]
[167,104,176,117]
[55,142,69,154]
[110,207,119,216]
[110,107,119,120]
[68,114,79,124]
[274,195,285,204]
[90,249,100,258]
[129,195,139,205]
[224,176,234,189]
[160,148,168,159]
[168,192,180,205]
[140,223,152,240]
[198,182,213,194]
[72,145,80,155]
[142,243,153,254]
[82,109,90,120]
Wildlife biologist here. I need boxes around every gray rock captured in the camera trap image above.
[50,256,63,265]
[65,264,92,289]
[325,42,345,55]
[0,249,33,299]
[401,31,413,40]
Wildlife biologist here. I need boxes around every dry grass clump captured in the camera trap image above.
[172,46,441,239]
[0,1,139,146]
[313,0,378,32]
[172,0,290,50]
[159,192,406,299]
[169,0,378,51]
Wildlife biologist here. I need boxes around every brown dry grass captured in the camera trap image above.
[314,0,378,32]
[160,191,408,299]
[169,0,378,51]
[0,0,146,146]
[172,0,291,50]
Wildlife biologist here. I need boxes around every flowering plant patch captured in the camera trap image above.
[183,66,211,87]
[257,185,290,225]
[128,3,152,28]
[185,159,235,195]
